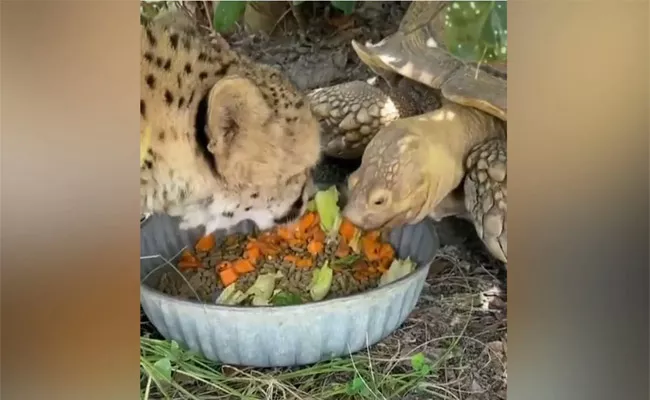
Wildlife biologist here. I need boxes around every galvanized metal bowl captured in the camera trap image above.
[140,214,440,367]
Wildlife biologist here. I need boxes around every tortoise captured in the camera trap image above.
[306,1,507,264]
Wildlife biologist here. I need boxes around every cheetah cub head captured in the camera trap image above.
[199,75,321,192]
[182,73,321,233]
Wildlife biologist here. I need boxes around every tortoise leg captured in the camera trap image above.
[306,80,403,159]
[463,137,507,264]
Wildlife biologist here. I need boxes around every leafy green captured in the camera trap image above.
[379,258,415,287]
[410,352,433,376]
[215,283,248,305]
[245,271,284,306]
[213,0,248,33]
[152,357,172,381]
[348,228,362,253]
[444,1,507,63]
[271,291,303,306]
[309,261,334,301]
[314,186,341,234]
[331,253,362,267]
[346,375,371,396]
[331,0,356,16]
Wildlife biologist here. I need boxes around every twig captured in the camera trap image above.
[203,1,214,31]
[290,1,307,33]
[269,4,294,37]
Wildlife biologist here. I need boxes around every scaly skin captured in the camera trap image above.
[307,77,439,159]
[463,137,507,263]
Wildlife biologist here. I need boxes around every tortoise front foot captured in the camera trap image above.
[463,137,507,264]
[306,81,401,159]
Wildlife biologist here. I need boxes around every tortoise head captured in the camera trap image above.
[342,125,430,231]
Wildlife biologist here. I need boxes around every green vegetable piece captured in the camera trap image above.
[245,271,283,306]
[379,258,415,287]
[332,253,361,267]
[348,228,362,253]
[309,262,334,301]
[271,291,303,306]
[314,186,340,234]
[215,283,249,305]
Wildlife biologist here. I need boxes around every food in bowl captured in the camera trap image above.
[156,186,417,306]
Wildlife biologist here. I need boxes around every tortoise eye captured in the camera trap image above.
[368,188,391,208]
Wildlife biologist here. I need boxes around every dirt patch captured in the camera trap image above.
[374,239,508,400]
[226,1,409,91]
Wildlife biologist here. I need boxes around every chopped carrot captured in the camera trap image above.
[287,238,304,248]
[244,245,261,264]
[335,240,351,258]
[217,261,233,271]
[310,227,326,242]
[298,212,317,234]
[295,258,313,268]
[276,226,294,241]
[259,232,281,245]
[257,241,280,255]
[232,259,255,274]
[362,236,382,261]
[338,218,357,243]
[195,234,216,252]
[378,243,395,262]
[219,268,239,286]
[307,240,324,256]
[178,250,202,269]
[180,250,200,263]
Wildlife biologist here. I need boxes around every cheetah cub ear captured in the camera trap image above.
[204,76,321,189]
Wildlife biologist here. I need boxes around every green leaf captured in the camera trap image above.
[213,0,248,33]
[346,375,371,396]
[332,253,361,266]
[444,1,507,63]
[271,291,303,306]
[215,283,249,305]
[308,262,334,301]
[331,0,356,16]
[245,271,283,306]
[378,257,415,287]
[314,186,341,234]
[410,352,432,375]
[152,357,172,381]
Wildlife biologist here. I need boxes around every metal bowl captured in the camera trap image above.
[140,214,440,367]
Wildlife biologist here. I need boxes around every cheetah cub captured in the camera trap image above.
[140,20,321,233]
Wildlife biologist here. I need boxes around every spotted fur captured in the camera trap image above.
[140,20,321,233]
